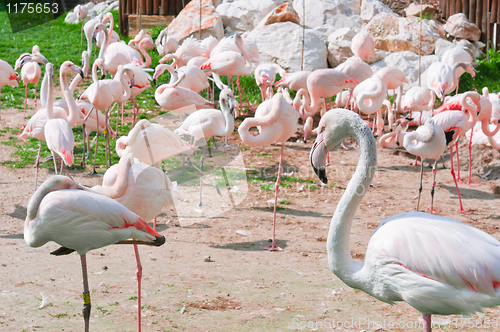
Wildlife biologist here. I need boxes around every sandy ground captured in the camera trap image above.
[1,103,500,332]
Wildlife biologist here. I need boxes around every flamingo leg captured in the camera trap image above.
[263,143,284,251]
[416,158,424,211]
[466,130,479,185]
[80,21,84,46]
[198,149,209,208]
[22,83,28,128]
[221,166,236,208]
[34,85,37,111]
[456,140,464,183]
[449,145,470,214]
[34,140,42,191]
[90,112,100,175]
[429,160,440,214]
[236,76,252,112]
[80,254,91,332]
[81,123,87,167]
[52,151,58,175]
[133,244,142,332]
[413,156,420,166]
[104,111,112,168]
[423,314,431,332]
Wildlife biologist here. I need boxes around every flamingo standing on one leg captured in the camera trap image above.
[310,109,500,332]
[403,118,447,213]
[238,92,299,251]
[25,175,165,332]
[0,59,20,120]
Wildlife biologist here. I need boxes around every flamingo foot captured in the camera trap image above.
[263,241,283,251]
[466,180,480,186]
[429,207,441,214]
[412,161,421,166]
[340,140,349,150]
[460,209,472,215]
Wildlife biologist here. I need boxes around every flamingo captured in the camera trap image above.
[89,151,178,331]
[303,117,316,143]
[401,86,435,120]
[254,63,286,101]
[25,175,165,332]
[238,92,299,251]
[441,45,475,94]
[310,109,500,332]
[74,4,88,45]
[426,61,475,104]
[119,63,153,126]
[116,119,196,166]
[335,57,371,111]
[200,34,253,112]
[175,88,236,207]
[0,59,20,120]
[378,123,407,149]
[209,35,260,67]
[154,72,213,111]
[161,36,204,69]
[274,70,311,91]
[374,67,407,115]
[200,35,219,58]
[154,60,209,93]
[128,30,153,51]
[155,28,179,55]
[403,118,447,212]
[431,91,479,214]
[352,76,388,137]
[15,46,47,128]
[350,30,376,62]
[294,69,358,118]
[80,59,135,171]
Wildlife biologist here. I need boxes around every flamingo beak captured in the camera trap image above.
[310,131,328,184]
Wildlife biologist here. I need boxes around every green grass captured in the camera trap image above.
[458,49,500,94]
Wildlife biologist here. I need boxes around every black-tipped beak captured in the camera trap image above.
[152,78,156,86]
[129,78,135,88]
[152,235,165,246]
[310,132,328,184]
[71,64,84,79]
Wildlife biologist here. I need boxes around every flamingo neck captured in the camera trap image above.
[93,154,131,199]
[115,69,132,101]
[46,69,55,119]
[138,41,151,68]
[327,117,376,287]
[481,121,500,137]
[235,36,252,73]
[294,88,317,117]
[97,27,109,61]
[105,15,114,50]
[60,66,79,127]
[221,98,235,136]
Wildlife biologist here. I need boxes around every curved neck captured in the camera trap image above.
[327,120,376,287]
[46,68,55,119]
[60,66,79,127]
[461,93,478,128]
[138,40,152,68]
[94,154,132,198]
[482,121,500,136]
[97,27,109,61]
[235,36,252,73]
[105,15,114,50]
[294,88,318,117]
[115,69,132,101]
[220,97,235,136]
[487,134,500,149]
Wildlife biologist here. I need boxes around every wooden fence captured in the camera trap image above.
[439,0,500,50]
[118,0,190,36]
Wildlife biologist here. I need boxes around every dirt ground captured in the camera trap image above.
[1,103,500,332]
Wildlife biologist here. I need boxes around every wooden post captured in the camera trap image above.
[418,0,422,87]
[462,0,469,18]
[159,5,161,25]
[450,0,456,16]
[470,0,476,24]
[494,23,498,51]
[487,11,490,60]
[301,0,305,71]
[476,0,482,28]
[199,0,202,40]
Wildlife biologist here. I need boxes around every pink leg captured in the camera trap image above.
[263,143,284,251]
[449,146,470,214]
[326,151,330,166]
[413,156,420,166]
[121,102,125,126]
[34,85,37,111]
[456,140,465,183]
[34,140,42,191]
[237,77,253,112]
[423,314,432,332]
[467,131,479,185]
[133,244,142,332]
[22,83,28,128]
[429,161,440,214]
[80,254,91,332]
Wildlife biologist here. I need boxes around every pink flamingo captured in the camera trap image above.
[155,60,209,93]
[426,61,475,104]
[74,5,88,45]
[335,57,372,110]
[175,87,236,206]
[303,117,316,143]
[431,91,479,214]
[403,118,447,212]
[401,86,435,122]
[274,70,311,91]
[254,63,286,101]
[238,92,299,251]
[352,76,388,136]
[116,119,196,167]
[25,175,164,332]
[154,72,213,111]
[350,30,376,62]
[0,59,20,120]
[155,28,179,55]
[200,35,219,58]
[128,30,153,50]
[378,123,407,148]
[374,67,407,115]
[15,46,47,127]
[294,69,358,118]
[201,34,253,112]
[120,63,153,126]
[441,45,476,94]
[310,109,500,332]
[161,36,204,69]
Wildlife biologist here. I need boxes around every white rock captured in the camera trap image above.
[245,22,328,72]
[404,3,436,17]
[371,51,439,90]
[443,13,481,41]
[293,0,361,29]
[360,0,396,22]
[326,28,356,67]
[435,38,456,58]
[216,0,286,34]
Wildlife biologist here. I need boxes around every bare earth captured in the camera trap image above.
[1,103,500,332]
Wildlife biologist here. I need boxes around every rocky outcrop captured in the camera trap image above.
[245,22,328,72]
[442,13,481,41]
[326,28,355,67]
[257,3,300,27]
[360,0,396,22]
[292,0,362,31]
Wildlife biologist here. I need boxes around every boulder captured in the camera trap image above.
[326,28,356,67]
[360,0,396,22]
[216,0,285,33]
[257,3,300,27]
[245,22,328,72]
[364,12,441,55]
[442,13,481,41]
[435,38,479,64]
[292,0,362,30]
[434,38,456,58]
[168,0,224,43]
[404,3,436,17]
[371,51,439,90]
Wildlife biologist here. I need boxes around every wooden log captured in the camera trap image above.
[439,0,445,15]
[160,0,168,15]
[492,0,498,24]
[140,0,147,15]
[482,0,489,43]
[450,0,456,16]
[457,0,462,12]
[128,0,134,15]
[153,0,160,15]
[128,15,174,35]
[476,0,482,27]
[146,0,153,15]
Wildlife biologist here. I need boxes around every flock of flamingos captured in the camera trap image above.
[2,9,500,332]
